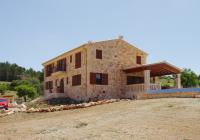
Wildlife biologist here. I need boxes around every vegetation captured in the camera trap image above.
[0,83,9,94]
[181,69,199,88]
[0,62,43,82]
[0,61,43,101]
[15,85,37,102]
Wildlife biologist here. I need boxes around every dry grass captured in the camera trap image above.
[1,98,200,140]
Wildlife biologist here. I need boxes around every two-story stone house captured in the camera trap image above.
[43,37,182,101]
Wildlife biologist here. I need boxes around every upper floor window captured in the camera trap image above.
[136,56,142,64]
[96,49,102,59]
[72,74,81,86]
[45,64,54,77]
[57,58,66,71]
[90,72,108,85]
[75,52,81,68]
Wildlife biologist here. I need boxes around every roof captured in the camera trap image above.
[42,38,148,65]
[123,61,182,76]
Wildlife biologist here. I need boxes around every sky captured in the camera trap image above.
[0,0,199,74]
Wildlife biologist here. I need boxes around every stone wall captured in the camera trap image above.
[43,39,148,101]
[44,46,88,101]
[86,39,147,100]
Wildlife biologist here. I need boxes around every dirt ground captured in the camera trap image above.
[1,98,200,140]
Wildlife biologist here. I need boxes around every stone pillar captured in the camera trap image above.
[175,74,181,88]
[144,70,151,91]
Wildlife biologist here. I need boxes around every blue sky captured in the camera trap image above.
[0,0,199,74]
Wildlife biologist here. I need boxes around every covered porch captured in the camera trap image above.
[123,61,182,96]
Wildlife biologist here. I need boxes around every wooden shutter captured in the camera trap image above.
[49,81,53,89]
[96,50,102,59]
[64,58,67,71]
[77,74,81,85]
[90,72,96,84]
[102,73,108,85]
[136,56,142,64]
[70,55,72,63]
[72,74,81,86]
[75,52,81,68]
[45,82,49,90]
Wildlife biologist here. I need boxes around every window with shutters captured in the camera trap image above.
[127,76,144,85]
[45,64,54,77]
[136,56,142,64]
[56,58,66,72]
[72,74,81,86]
[75,52,81,68]
[45,81,53,90]
[96,49,102,59]
[90,72,108,85]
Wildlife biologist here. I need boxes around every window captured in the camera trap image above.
[127,76,144,85]
[136,56,142,64]
[72,74,81,86]
[57,58,66,71]
[96,73,102,85]
[75,52,81,68]
[90,72,108,85]
[45,81,53,90]
[70,55,72,63]
[45,64,54,77]
[96,49,102,59]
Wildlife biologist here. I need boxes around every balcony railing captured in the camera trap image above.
[53,67,66,73]
[125,83,161,98]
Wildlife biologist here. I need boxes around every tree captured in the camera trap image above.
[181,69,199,88]
[0,61,43,82]
[15,85,37,102]
[0,83,9,94]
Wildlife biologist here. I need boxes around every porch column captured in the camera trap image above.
[175,74,181,88]
[144,70,151,91]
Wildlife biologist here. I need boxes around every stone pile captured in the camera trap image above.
[26,99,120,113]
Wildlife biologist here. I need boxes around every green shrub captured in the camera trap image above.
[15,85,37,102]
[0,83,9,94]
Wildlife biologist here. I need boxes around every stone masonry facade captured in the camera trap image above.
[43,38,148,101]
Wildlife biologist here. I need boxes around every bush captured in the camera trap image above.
[0,83,9,94]
[15,85,37,102]
[11,77,42,96]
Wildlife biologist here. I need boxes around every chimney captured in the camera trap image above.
[118,35,123,39]
[87,40,93,44]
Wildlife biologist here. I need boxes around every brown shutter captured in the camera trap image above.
[72,74,81,86]
[70,55,72,63]
[45,82,48,90]
[102,73,108,85]
[136,56,141,64]
[96,50,102,59]
[90,72,96,84]
[77,74,81,85]
[75,52,81,68]
[64,58,67,71]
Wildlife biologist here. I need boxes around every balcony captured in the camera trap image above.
[51,67,66,77]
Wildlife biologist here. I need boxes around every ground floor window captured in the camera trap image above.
[72,74,81,86]
[45,81,53,90]
[127,76,144,85]
[90,72,108,85]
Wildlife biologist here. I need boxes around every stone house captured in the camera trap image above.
[43,37,182,101]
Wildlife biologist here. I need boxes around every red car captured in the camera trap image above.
[0,98,8,110]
